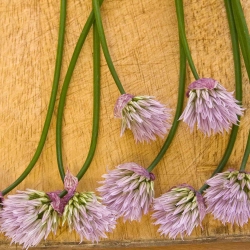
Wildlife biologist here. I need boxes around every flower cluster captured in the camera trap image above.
[98,162,155,221]
[205,170,250,226]
[179,78,243,136]
[62,192,116,242]
[0,171,117,248]
[0,189,59,249]
[114,94,171,143]
[152,184,206,239]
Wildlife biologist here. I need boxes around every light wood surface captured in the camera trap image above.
[29,241,250,250]
[0,0,249,248]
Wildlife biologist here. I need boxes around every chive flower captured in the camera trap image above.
[57,172,116,242]
[152,184,206,239]
[0,170,79,248]
[179,78,243,136]
[62,192,116,242]
[97,162,155,221]
[0,189,60,249]
[114,94,171,143]
[204,170,250,226]
[92,0,171,144]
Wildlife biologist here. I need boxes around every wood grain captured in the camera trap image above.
[2,237,250,249]
[0,0,249,248]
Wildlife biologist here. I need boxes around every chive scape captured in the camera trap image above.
[147,37,186,173]
[2,0,67,196]
[175,0,199,80]
[199,0,243,194]
[239,130,250,171]
[56,0,104,181]
[92,0,126,94]
[231,0,250,81]
[58,13,101,199]
[76,19,101,181]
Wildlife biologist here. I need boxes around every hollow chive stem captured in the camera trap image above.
[199,0,242,194]
[147,39,186,172]
[231,0,250,81]
[56,0,104,181]
[76,20,100,181]
[1,0,67,196]
[239,130,250,171]
[58,12,101,199]
[175,0,199,80]
[92,0,126,94]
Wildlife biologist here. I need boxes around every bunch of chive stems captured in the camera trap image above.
[0,0,249,226]
[1,0,185,199]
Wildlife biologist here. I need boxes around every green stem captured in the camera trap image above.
[77,20,100,181]
[199,0,242,194]
[231,0,250,81]
[2,0,67,196]
[175,0,199,80]
[58,12,101,199]
[239,130,250,171]
[147,38,186,172]
[92,0,126,94]
[56,0,104,181]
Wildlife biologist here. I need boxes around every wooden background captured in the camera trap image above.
[0,0,249,249]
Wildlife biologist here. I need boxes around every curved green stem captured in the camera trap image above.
[59,19,101,199]
[147,38,186,172]
[240,130,250,171]
[175,0,199,80]
[199,0,242,193]
[2,0,67,196]
[92,0,126,94]
[231,0,250,81]
[77,21,100,181]
[56,0,104,181]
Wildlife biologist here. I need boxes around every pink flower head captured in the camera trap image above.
[114,94,171,143]
[62,192,116,242]
[179,78,244,136]
[204,170,250,226]
[0,189,60,249]
[152,184,206,239]
[97,162,155,221]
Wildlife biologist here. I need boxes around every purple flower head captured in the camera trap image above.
[62,192,116,242]
[152,184,206,239]
[179,78,244,136]
[204,170,250,226]
[114,94,171,143]
[97,162,155,221]
[0,189,60,249]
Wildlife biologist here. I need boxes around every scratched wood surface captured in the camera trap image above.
[0,0,249,249]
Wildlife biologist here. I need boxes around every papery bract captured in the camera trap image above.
[114,94,171,142]
[97,162,155,221]
[179,78,243,136]
[0,192,3,203]
[152,184,206,239]
[47,169,78,215]
[205,170,250,226]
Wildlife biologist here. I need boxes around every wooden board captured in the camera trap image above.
[0,0,249,248]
